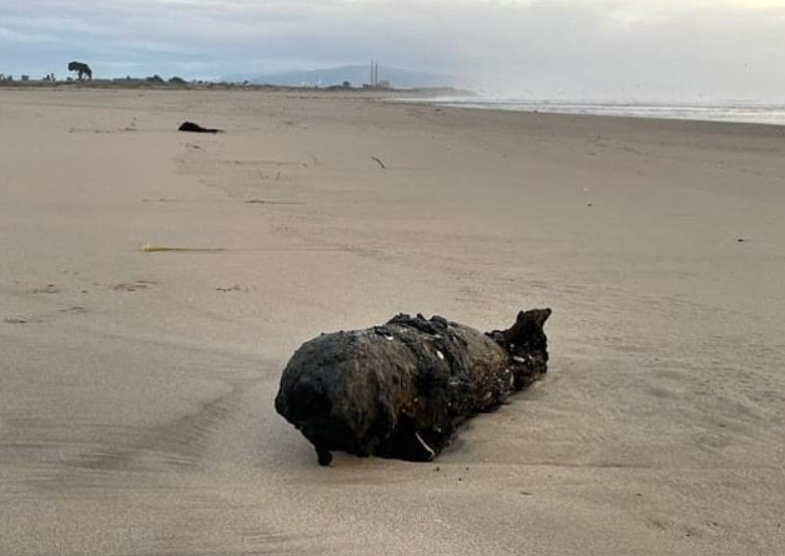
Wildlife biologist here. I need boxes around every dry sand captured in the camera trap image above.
[1,88,784,556]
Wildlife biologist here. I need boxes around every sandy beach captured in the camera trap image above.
[1,87,784,556]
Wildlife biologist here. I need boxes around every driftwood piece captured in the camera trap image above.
[275,308,551,466]
[178,121,222,134]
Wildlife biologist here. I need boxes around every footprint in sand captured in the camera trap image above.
[59,306,88,315]
[112,280,158,292]
[216,284,249,293]
[3,317,36,325]
[26,284,61,294]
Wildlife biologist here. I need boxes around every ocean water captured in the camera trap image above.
[400,97,785,127]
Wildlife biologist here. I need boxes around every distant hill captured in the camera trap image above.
[221,65,459,89]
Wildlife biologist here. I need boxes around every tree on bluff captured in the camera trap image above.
[68,61,92,81]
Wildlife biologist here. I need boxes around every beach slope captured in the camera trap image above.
[1,89,784,556]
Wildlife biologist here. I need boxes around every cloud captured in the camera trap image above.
[1,0,783,100]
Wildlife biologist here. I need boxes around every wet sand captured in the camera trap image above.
[1,88,784,555]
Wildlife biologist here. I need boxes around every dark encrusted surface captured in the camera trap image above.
[275,309,551,465]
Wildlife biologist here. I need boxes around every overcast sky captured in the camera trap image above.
[2,0,784,101]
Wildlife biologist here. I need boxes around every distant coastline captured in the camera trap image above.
[0,63,465,96]
[0,77,470,99]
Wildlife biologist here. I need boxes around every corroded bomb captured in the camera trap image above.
[275,308,551,466]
